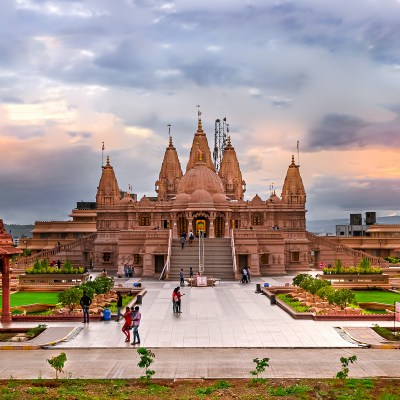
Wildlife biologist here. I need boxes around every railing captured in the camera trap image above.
[230,229,238,275]
[198,231,205,273]
[306,231,387,266]
[159,229,172,280]
[14,233,97,267]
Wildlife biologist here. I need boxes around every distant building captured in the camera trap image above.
[335,213,400,259]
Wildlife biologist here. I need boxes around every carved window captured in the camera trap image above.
[139,215,150,226]
[291,252,300,262]
[252,213,263,226]
[231,219,239,229]
[260,253,269,264]
[133,254,140,264]
[103,252,111,262]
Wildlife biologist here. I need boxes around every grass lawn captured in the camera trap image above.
[354,290,400,305]
[0,378,399,399]
[0,292,59,307]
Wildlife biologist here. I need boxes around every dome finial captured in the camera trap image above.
[291,154,295,165]
[106,155,110,166]
[196,104,203,131]
[167,124,173,146]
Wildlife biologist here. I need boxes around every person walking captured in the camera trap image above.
[188,230,194,246]
[180,233,186,249]
[189,267,193,279]
[176,287,185,313]
[116,291,123,322]
[241,268,248,284]
[122,306,132,342]
[131,306,141,346]
[179,268,185,286]
[172,287,179,313]
[80,291,92,323]
[246,267,251,282]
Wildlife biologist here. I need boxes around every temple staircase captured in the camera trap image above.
[306,231,387,267]
[11,233,97,270]
[168,238,234,281]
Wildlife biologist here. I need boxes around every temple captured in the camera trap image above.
[93,116,309,277]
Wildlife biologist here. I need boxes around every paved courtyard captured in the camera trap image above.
[44,276,390,349]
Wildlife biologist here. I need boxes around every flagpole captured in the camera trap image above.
[297,140,300,165]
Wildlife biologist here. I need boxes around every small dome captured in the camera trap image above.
[213,193,228,204]
[120,196,134,204]
[175,192,191,204]
[191,189,213,203]
[269,194,282,203]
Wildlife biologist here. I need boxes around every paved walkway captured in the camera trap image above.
[1,348,399,379]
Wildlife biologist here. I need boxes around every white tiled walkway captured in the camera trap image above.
[52,279,390,349]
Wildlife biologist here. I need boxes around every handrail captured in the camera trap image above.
[230,229,238,274]
[15,233,97,267]
[306,231,387,266]
[159,229,172,280]
[198,231,205,273]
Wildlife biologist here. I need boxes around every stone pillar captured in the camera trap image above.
[224,220,230,238]
[209,216,215,238]
[172,213,177,237]
[142,253,154,276]
[1,257,11,323]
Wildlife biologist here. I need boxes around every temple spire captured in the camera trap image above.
[219,135,246,200]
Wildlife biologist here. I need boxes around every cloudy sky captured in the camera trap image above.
[1,0,400,225]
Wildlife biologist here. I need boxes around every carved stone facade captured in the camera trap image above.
[93,116,309,276]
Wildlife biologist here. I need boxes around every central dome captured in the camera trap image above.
[179,165,225,195]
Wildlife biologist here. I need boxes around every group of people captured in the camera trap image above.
[116,291,142,344]
[241,267,251,283]
[180,230,195,249]
[80,290,142,346]
[121,305,142,345]
[123,264,135,278]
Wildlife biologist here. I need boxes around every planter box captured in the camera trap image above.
[18,273,89,291]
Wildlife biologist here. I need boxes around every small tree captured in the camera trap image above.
[333,289,357,309]
[292,274,312,287]
[137,347,155,382]
[336,355,357,380]
[250,357,270,379]
[47,352,67,379]
[316,286,336,304]
[58,287,83,312]
[86,275,114,294]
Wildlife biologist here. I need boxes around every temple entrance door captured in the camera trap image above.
[195,218,208,237]
[177,217,188,237]
[238,255,248,269]
[154,255,165,273]
[215,217,224,238]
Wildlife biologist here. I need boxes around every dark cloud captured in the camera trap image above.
[307,175,400,220]
[306,111,400,151]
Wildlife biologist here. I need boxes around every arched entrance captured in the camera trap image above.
[194,217,208,237]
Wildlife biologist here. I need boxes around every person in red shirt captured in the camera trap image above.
[122,306,132,342]
[176,287,185,313]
